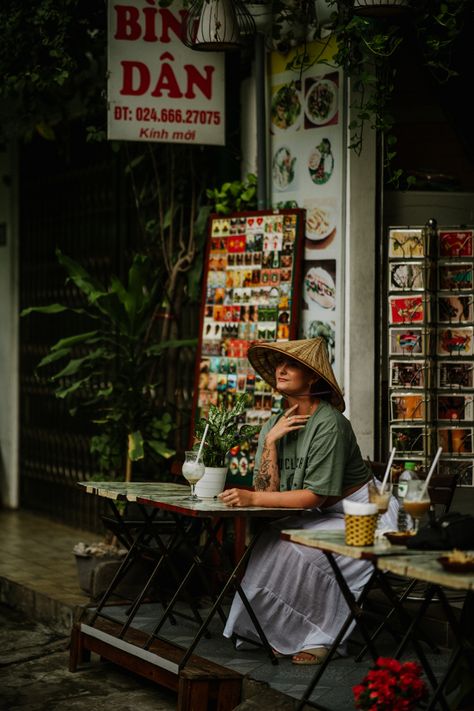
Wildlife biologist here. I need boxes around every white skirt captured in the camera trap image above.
[223,482,399,655]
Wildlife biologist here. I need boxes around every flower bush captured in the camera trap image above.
[353,657,428,711]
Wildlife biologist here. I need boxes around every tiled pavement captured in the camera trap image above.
[0,509,96,632]
[0,509,457,710]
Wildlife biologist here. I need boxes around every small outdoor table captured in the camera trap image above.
[379,552,474,711]
[71,481,306,710]
[282,529,452,711]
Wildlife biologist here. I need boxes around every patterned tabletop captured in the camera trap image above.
[283,529,474,590]
[78,481,305,518]
[379,553,474,591]
[281,529,411,560]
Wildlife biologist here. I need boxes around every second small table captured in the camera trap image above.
[282,529,451,711]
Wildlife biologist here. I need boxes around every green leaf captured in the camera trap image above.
[54,377,92,399]
[37,348,71,368]
[56,249,105,299]
[20,303,84,317]
[50,331,99,351]
[144,337,197,356]
[148,439,175,459]
[50,348,110,381]
[128,431,144,461]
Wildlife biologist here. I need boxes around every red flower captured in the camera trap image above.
[353,657,428,711]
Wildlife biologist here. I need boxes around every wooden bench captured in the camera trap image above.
[69,617,242,711]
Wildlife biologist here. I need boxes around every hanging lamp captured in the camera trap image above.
[182,0,256,51]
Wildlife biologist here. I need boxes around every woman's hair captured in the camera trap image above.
[310,377,332,401]
[275,357,332,401]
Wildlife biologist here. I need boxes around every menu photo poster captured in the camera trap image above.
[191,208,305,487]
[269,37,344,383]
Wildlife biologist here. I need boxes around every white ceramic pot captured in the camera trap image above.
[194,466,228,499]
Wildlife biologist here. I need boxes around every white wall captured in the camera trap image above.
[0,143,19,508]
[343,101,378,459]
[241,59,379,458]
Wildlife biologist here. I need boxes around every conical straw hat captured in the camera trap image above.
[248,337,345,412]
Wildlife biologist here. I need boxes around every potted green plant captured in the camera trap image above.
[21,250,194,481]
[21,250,197,594]
[192,394,260,497]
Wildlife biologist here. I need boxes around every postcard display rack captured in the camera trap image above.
[193,209,305,487]
[387,224,474,486]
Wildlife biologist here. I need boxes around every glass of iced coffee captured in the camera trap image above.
[403,480,431,533]
[368,480,392,516]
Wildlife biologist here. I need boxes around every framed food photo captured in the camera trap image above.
[388,294,427,325]
[439,229,473,258]
[388,228,426,259]
[192,208,305,488]
[389,262,425,291]
[390,425,427,455]
[438,360,474,389]
[438,458,474,487]
[437,394,474,422]
[438,294,474,323]
[390,393,427,421]
[438,427,474,456]
[438,263,473,292]
[437,326,473,357]
[388,327,431,356]
[389,360,427,389]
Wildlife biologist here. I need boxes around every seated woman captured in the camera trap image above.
[219,337,398,665]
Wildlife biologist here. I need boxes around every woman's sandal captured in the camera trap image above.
[272,648,290,658]
[291,647,338,665]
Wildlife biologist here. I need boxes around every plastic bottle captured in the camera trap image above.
[397,462,417,531]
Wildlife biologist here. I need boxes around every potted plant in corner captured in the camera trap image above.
[192,394,260,498]
[21,249,196,597]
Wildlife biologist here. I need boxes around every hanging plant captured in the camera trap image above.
[327,0,470,185]
[269,0,470,187]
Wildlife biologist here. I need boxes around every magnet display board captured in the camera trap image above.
[191,208,305,487]
[386,224,474,486]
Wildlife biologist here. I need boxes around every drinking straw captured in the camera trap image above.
[196,423,209,462]
[380,447,396,494]
[420,446,443,499]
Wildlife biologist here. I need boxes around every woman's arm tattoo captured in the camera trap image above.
[254,442,279,491]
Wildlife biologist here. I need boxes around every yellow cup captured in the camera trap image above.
[344,513,378,546]
[343,500,379,546]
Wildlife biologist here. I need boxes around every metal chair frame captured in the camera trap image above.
[355,467,460,660]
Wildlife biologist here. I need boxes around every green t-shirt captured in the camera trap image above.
[254,400,370,497]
